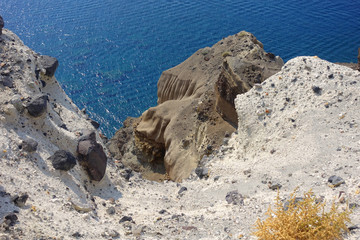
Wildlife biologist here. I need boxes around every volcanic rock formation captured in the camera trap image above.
[109,31,283,181]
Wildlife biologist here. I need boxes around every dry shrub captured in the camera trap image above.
[253,190,352,240]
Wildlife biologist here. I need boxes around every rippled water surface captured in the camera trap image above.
[1,0,359,137]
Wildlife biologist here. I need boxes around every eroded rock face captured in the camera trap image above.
[77,132,107,181]
[110,31,283,181]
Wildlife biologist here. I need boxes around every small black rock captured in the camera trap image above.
[71,232,83,238]
[21,139,38,152]
[195,167,209,179]
[90,119,100,129]
[348,225,359,231]
[106,206,116,215]
[5,213,18,226]
[159,209,167,214]
[26,95,48,117]
[119,216,133,223]
[225,190,244,205]
[328,175,345,187]
[39,55,59,77]
[178,187,187,195]
[312,86,322,94]
[12,193,29,207]
[48,150,76,171]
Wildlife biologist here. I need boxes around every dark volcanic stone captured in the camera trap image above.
[39,55,59,77]
[225,190,244,205]
[178,186,187,195]
[268,181,282,190]
[77,131,107,181]
[106,206,116,215]
[328,175,345,187]
[0,76,14,88]
[0,16,4,35]
[49,150,76,171]
[119,216,133,223]
[26,95,48,117]
[4,213,17,226]
[312,86,322,94]
[21,139,38,152]
[12,193,29,207]
[195,167,209,179]
[89,119,100,129]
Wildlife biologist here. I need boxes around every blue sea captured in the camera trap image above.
[1,0,359,137]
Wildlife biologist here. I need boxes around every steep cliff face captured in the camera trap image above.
[110,31,283,181]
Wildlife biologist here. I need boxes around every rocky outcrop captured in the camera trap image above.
[109,31,283,181]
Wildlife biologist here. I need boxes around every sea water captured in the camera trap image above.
[1,0,359,137]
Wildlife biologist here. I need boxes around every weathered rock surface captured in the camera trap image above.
[49,150,77,171]
[110,31,283,181]
[77,131,107,181]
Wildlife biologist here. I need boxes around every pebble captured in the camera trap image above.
[268,181,282,190]
[106,206,116,215]
[178,187,187,195]
[225,190,244,205]
[48,150,76,171]
[12,193,29,207]
[119,216,133,223]
[20,139,38,152]
[195,167,209,179]
[4,213,17,226]
[328,175,345,187]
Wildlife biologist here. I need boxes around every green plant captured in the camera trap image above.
[253,189,352,240]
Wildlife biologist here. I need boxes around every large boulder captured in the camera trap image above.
[77,132,107,181]
[110,31,283,181]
